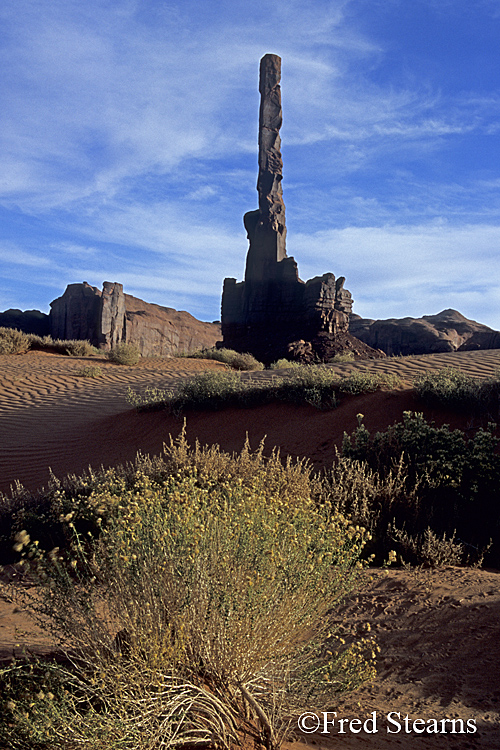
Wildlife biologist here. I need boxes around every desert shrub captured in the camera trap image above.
[342,412,500,565]
[274,365,338,408]
[127,365,403,414]
[189,347,264,371]
[328,352,355,363]
[0,327,30,354]
[389,526,464,568]
[26,334,54,350]
[2,436,376,749]
[337,371,401,395]
[268,359,303,370]
[78,365,103,378]
[63,339,97,357]
[172,370,250,411]
[106,343,141,366]
[414,367,500,413]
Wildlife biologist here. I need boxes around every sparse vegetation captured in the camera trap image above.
[127,365,400,414]
[0,329,99,357]
[106,342,141,366]
[1,435,376,749]
[188,347,265,371]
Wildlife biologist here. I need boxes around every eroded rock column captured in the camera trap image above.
[244,53,287,282]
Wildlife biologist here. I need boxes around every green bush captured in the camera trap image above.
[107,343,141,366]
[2,436,376,749]
[189,347,264,371]
[0,327,30,354]
[275,365,338,408]
[342,411,500,565]
[414,367,500,412]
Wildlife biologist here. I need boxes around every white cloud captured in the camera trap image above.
[0,243,52,267]
[290,222,500,328]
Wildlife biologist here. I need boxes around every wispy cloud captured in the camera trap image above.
[291,222,500,327]
[0,0,499,330]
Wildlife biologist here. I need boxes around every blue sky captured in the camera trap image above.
[1,0,500,328]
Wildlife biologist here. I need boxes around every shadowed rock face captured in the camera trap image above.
[0,308,50,336]
[350,309,500,356]
[48,282,220,356]
[221,54,372,364]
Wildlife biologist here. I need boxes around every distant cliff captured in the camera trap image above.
[350,309,500,356]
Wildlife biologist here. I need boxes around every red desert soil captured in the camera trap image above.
[1,349,500,748]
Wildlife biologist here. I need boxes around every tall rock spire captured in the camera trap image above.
[221,54,363,365]
[244,53,287,282]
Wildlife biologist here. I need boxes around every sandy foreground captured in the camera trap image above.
[1,349,500,748]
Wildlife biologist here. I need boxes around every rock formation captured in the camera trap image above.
[350,309,500,356]
[221,54,377,363]
[0,308,50,336]
[49,282,220,357]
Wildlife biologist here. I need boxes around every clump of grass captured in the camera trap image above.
[78,365,103,378]
[188,347,265,371]
[2,435,376,749]
[107,343,141,366]
[0,327,30,354]
[414,367,500,412]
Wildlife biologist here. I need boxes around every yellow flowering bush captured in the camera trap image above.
[3,433,377,750]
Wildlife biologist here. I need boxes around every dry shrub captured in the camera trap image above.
[337,371,401,394]
[78,365,103,378]
[63,340,97,357]
[107,343,141,365]
[389,526,464,567]
[2,434,376,750]
[189,347,264,371]
[0,327,30,354]
[27,335,97,356]
[268,359,303,370]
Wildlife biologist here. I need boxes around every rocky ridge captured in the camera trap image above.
[350,309,500,356]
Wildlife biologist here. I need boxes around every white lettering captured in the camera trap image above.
[321,712,336,734]
[364,712,378,734]
[386,712,402,733]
